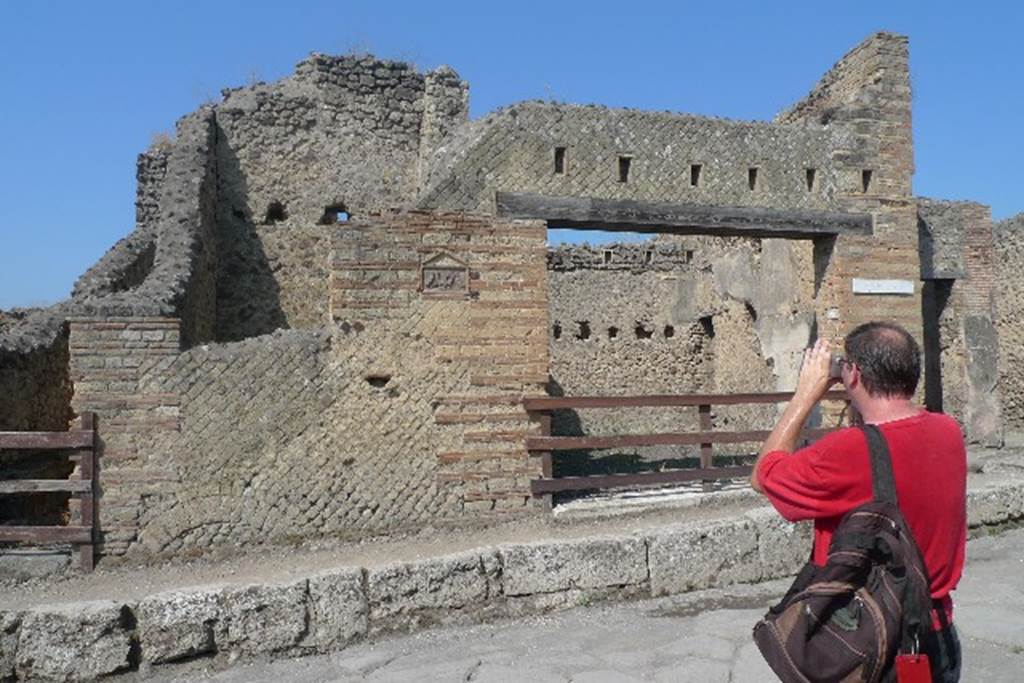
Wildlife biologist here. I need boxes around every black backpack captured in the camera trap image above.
[753,424,935,682]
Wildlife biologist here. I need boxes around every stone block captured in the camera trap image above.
[967,481,1024,527]
[136,584,223,664]
[0,549,70,582]
[647,518,759,596]
[0,611,21,681]
[15,601,133,681]
[217,579,309,656]
[367,550,495,628]
[500,536,647,596]
[744,507,811,580]
[305,567,368,650]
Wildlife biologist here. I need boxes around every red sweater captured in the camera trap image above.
[757,411,966,618]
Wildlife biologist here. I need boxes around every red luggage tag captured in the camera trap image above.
[894,653,932,683]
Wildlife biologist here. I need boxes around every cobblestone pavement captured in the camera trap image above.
[150,529,1024,682]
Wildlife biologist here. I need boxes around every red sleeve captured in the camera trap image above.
[756,428,872,522]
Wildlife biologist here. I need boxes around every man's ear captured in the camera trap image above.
[845,364,860,390]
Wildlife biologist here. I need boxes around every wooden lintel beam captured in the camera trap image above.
[0,480,93,494]
[496,192,873,239]
[0,431,94,450]
[525,427,833,452]
[0,526,93,544]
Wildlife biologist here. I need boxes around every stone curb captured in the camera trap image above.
[2,480,1022,681]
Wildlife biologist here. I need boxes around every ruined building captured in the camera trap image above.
[0,32,1014,561]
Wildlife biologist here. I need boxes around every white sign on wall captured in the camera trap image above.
[851,278,915,295]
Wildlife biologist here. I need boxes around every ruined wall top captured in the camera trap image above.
[417,100,854,214]
[777,32,913,199]
[776,32,909,126]
[214,53,468,223]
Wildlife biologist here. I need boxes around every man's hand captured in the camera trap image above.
[794,338,839,403]
[751,338,838,493]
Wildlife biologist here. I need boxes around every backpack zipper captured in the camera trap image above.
[856,588,888,682]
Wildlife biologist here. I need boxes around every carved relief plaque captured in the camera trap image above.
[420,252,470,297]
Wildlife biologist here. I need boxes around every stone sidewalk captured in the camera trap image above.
[2,462,1022,681]
[145,529,1024,682]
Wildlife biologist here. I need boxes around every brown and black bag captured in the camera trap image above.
[753,424,935,682]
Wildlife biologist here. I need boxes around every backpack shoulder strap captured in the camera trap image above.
[859,423,898,505]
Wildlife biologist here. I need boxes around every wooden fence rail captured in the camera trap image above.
[0,412,97,570]
[525,391,847,504]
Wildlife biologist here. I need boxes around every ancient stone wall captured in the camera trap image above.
[67,318,182,556]
[330,211,549,514]
[64,211,547,559]
[996,213,1024,429]
[419,102,850,215]
[5,31,1014,562]
[212,55,468,341]
[0,342,72,437]
[0,317,74,526]
[67,109,218,337]
[0,111,217,535]
[917,199,968,422]
[918,199,1002,444]
[546,236,816,469]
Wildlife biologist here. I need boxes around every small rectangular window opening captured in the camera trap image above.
[554,147,566,174]
[618,155,632,183]
[685,249,694,264]
[644,249,654,264]
[806,168,816,192]
[690,164,702,187]
[603,249,614,265]
[862,169,873,193]
[748,167,759,191]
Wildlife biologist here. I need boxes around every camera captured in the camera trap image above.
[829,354,846,380]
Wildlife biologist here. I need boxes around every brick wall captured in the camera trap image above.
[68,318,181,556]
[957,204,1002,444]
[916,199,1002,443]
[331,210,549,513]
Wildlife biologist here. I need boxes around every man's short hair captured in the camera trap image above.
[843,321,921,397]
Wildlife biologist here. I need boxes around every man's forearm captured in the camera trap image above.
[750,391,818,493]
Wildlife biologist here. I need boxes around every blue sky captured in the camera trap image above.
[1,1,1021,308]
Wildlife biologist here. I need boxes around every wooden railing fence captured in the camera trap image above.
[525,391,848,506]
[0,412,98,570]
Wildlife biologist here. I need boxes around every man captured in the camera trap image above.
[751,321,965,682]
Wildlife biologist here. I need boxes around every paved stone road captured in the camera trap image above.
[150,529,1024,682]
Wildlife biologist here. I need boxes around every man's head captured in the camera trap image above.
[843,321,920,398]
